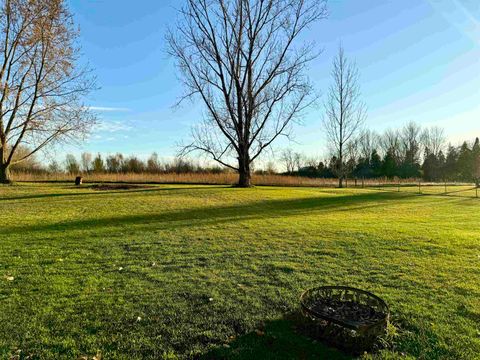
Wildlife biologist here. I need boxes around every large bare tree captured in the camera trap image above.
[168,0,327,187]
[0,0,96,183]
[421,125,445,157]
[323,45,366,188]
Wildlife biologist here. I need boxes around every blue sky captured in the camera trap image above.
[60,0,479,164]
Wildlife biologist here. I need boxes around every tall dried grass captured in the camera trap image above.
[11,171,435,188]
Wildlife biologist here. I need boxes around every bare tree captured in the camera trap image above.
[106,153,123,173]
[379,128,401,159]
[421,126,445,157]
[146,152,162,173]
[10,144,40,171]
[323,45,366,188]
[81,152,92,173]
[0,0,96,183]
[345,136,360,178]
[280,148,298,174]
[168,0,327,187]
[358,129,379,160]
[65,154,79,174]
[47,159,61,173]
[303,155,320,169]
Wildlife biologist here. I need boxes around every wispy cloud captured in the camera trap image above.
[88,106,131,112]
[95,121,133,133]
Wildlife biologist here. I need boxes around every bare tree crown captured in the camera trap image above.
[324,45,366,155]
[0,0,95,175]
[168,0,327,178]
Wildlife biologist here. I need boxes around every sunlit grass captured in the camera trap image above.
[0,183,479,359]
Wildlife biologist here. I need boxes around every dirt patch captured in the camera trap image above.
[90,184,153,191]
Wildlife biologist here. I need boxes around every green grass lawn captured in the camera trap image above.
[0,183,479,359]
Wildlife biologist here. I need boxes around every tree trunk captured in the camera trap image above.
[0,143,11,183]
[338,146,344,188]
[237,155,252,187]
[0,163,11,184]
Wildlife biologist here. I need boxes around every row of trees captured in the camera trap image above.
[281,125,480,183]
[15,127,479,185]
[56,153,225,175]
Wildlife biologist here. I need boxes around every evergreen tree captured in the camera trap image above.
[422,151,440,181]
[457,142,473,181]
[399,148,421,178]
[370,150,382,178]
[444,145,458,180]
[437,150,446,181]
[354,157,371,178]
[382,149,398,178]
[472,138,480,186]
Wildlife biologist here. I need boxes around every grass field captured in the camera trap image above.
[0,183,479,359]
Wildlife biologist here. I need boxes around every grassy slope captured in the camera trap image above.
[0,184,479,359]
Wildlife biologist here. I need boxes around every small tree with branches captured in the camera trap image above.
[168,0,327,187]
[323,45,366,188]
[0,0,96,183]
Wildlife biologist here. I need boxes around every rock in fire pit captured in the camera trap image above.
[300,286,389,353]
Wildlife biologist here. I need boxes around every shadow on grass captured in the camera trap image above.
[0,185,229,202]
[201,313,352,360]
[443,186,478,195]
[1,191,417,236]
[359,185,479,199]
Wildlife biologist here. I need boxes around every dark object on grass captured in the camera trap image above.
[90,184,152,191]
[300,286,389,353]
[75,176,83,186]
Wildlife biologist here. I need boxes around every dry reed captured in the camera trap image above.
[11,171,439,188]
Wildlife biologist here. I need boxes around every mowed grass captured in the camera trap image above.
[0,184,479,359]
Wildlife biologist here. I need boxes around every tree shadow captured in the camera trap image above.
[1,191,416,236]
[443,187,478,197]
[0,185,229,202]
[201,312,352,360]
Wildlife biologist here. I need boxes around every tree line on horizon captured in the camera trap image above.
[12,121,480,185]
[282,125,480,184]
